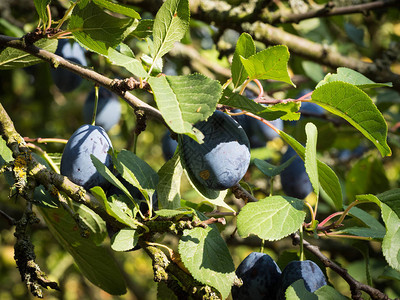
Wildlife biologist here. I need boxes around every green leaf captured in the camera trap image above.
[231,33,256,88]
[345,155,390,201]
[381,203,400,272]
[305,123,319,197]
[157,153,183,209]
[152,0,190,64]
[33,185,59,208]
[377,189,400,218]
[131,19,154,39]
[68,1,137,55]
[0,136,13,167]
[38,206,127,295]
[113,150,159,202]
[203,190,233,212]
[0,38,58,69]
[93,0,140,19]
[316,67,392,89]
[380,266,400,281]
[111,228,138,251]
[279,131,343,209]
[285,279,317,300]
[312,81,391,157]
[73,201,107,246]
[149,74,221,142]
[155,208,193,218]
[0,18,25,37]
[237,196,306,241]
[34,0,51,25]
[314,285,350,299]
[240,45,294,86]
[105,195,138,228]
[107,46,148,77]
[178,212,235,299]
[342,206,386,239]
[90,155,136,204]
[253,156,295,177]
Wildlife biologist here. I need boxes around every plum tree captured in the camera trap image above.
[180,110,251,190]
[83,87,121,132]
[231,252,282,300]
[60,124,113,190]
[280,146,313,199]
[50,39,87,93]
[277,260,327,298]
[1,0,399,299]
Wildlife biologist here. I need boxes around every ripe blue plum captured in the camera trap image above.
[280,146,313,199]
[83,87,121,132]
[232,252,282,300]
[232,110,282,148]
[60,125,113,190]
[277,260,327,298]
[51,39,87,93]
[161,130,178,160]
[180,110,251,190]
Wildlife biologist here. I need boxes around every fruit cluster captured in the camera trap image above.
[232,252,327,299]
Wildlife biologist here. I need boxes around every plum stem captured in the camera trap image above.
[239,78,252,95]
[222,78,232,90]
[55,2,77,31]
[45,5,52,31]
[253,79,264,98]
[24,137,68,144]
[299,225,305,261]
[91,85,99,126]
[318,211,343,227]
[304,201,315,224]
[334,199,369,227]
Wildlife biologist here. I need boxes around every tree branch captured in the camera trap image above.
[0,35,165,124]
[265,0,400,24]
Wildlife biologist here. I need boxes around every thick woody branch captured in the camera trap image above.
[0,35,165,124]
[266,0,400,24]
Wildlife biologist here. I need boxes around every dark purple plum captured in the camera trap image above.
[50,39,87,93]
[277,260,327,299]
[180,110,250,190]
[60,125,113,190]
[232,252,282,300]
[83,87,121,132]
[161,130,178,160]
[280,146,313,199]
